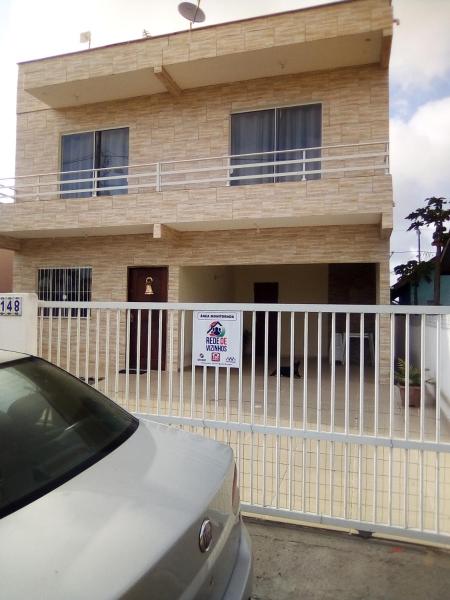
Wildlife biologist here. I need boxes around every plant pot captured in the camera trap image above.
[399,385,421,408]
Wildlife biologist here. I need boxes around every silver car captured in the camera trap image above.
[0,350,252,599]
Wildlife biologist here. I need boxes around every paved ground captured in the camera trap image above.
[245,518,450,600]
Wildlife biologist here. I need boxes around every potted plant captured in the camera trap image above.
[395,358,421,408]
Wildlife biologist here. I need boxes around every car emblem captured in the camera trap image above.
[199,518,213,553]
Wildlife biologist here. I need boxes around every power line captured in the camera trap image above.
[390,250,434,255]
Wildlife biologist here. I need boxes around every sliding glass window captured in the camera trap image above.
[60,128,129,199]
[230,104,321,185]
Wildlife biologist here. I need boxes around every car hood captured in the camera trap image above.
[0,419,235,599]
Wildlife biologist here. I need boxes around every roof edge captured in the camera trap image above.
[18,0,390,66]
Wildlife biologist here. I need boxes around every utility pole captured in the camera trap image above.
[416,228,421,263]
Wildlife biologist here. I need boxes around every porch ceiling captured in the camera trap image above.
[167,32,383,89]
[29,68,167,108]
[21,0,393,109]
[3,213,380,239]
[26,32,384,109]
[169,213,380,232]
[6,224,154,239]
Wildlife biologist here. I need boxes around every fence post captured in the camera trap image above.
[0,293,38,355]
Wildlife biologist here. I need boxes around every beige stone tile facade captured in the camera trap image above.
[22,225,392,382]
[3,0,393,315]
[14,64,389,182]
[16,0,392,112]
[7,62,392,239]
[13,224,390,302]
[0,175,392,236]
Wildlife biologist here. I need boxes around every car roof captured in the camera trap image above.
[0,349,30,364]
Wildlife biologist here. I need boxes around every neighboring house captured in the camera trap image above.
[391,241,450,305]
[0,0,393,362]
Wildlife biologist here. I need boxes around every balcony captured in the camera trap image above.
[2,141,389,200]
[0,141,392,239]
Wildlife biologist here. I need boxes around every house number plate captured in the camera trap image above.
[0,296,22,316]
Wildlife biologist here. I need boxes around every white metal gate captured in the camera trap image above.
[37,301,450,546]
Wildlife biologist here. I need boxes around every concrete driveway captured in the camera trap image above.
[245,518,450,600]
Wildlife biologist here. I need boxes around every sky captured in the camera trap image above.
[0,0,449,282]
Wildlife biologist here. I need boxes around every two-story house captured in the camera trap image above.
[0,0,393,368]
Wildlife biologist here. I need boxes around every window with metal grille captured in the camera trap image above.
[37,267,92,317]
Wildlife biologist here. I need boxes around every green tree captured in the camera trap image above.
[405,197,450,305]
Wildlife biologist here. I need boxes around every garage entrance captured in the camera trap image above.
[178,263,376,368]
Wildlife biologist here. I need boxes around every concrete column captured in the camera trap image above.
[0,293,38,354]
[376,260,391,305]
[0,249,14,292]
[377,261,392,383]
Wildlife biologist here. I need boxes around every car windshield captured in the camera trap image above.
[0,355,138,519]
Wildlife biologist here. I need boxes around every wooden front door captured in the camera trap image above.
[254,282,279,357]
[128,267,168,372]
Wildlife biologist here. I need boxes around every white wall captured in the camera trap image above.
[179,266,235,303]
[179,266,235,364]
[233,264,329,358]
[0,293,38,354]
[179,264,329,362]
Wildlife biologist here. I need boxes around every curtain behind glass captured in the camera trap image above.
[60,133,94,198]
[230,110,275,185]
[96,128,129,196]
[276,104,322,181]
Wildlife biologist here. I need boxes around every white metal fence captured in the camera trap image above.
[37,300,450,546]
[1,141,389,202]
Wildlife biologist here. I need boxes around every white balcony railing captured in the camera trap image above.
[0,141,389,203]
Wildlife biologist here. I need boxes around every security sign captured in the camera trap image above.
[193,311,241,368]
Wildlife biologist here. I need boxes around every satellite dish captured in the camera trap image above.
[178,2,206,27]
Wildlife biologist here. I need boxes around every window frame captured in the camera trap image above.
[228,102,323,185]
[59,126,130,199]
